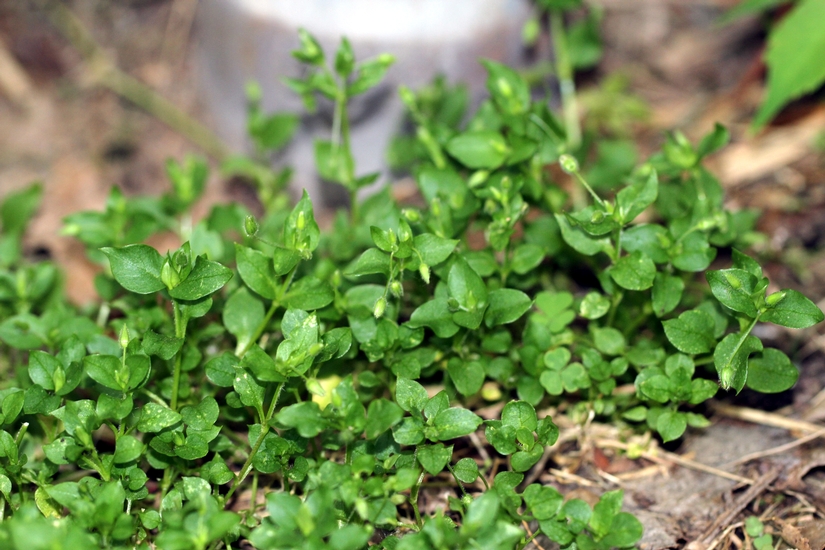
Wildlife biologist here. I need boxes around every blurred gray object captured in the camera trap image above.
[194,0,532,205]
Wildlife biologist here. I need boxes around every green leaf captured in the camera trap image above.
[284,190,321,255]
[408,300,459,338]
[205,352,237,388]
[448,256,488,329]
[84,354,125,391]
[169,256,233,300]
[417,443,453,475]
[453,457,480,484]
[101,245,165,294]
[697,123,730,159]
[706,269,759,317]
[761,289,825,328]
[579,291,610,320]
[747,348,799,393]
[314,139,355,185]
[481,59,530,115]
[672,232,716,272]
[365,399,404,439]
[233,366,266,415]
[602,512,645,548]
[622,224,669,263]
[662,310,716,354]
[555,213,610,256]
[484,288,532,327]
[656,411,687,443]
[652,273,684,317]
[501,401,537,431]
[1,391,23,425]
[447,359,485,396]
[396,377,428,413]
[113,435,144,464]
[590,489,623,538]
[609,251,656,290]
[181,396,219,430]
[511,445,543,472]
[714,332,763,393]
[523,484,563,520]
[344,248,391,278]
[511,243,545,275]
[137,403,181,432]
[28,350,62,391]
[616,170,658,224]
[224,287,264,354]
[142,330,184,360]
[283,277,334,310]
[413,233,458,266]
[461,491,500,538]
[432,408,482,440]
[753,0,825,128]
[276,401,326,438]
[445,131,509,169]
[234,244,278,299]
[242,344,285,383]
[1,184,41,235]
[592,327,626,355]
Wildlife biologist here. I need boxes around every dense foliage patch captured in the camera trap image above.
[0,26,821,550]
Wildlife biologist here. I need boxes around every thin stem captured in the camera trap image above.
[409,468,426,529]
[170,301,186,411]
[238,300,279,358]
[225,381,286,502]
[550,9,581,151]
[572,171,606,209]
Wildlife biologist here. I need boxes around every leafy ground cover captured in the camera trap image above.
[1,3,825,550]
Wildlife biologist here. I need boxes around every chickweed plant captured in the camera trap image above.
[0,28,821,550]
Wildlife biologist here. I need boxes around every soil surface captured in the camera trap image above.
[2,1,824,548]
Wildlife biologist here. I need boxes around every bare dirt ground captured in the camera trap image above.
[1,1,824,548]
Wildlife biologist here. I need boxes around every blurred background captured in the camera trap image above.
[1,0,824,311]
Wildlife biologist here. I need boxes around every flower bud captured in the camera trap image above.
[724,272,742,290]
[419,263,431,284]
[559,154,579,174]
[161,261,181,290]
[331,270,342,288]
[305,378,325,397]
[766,290,786,307]
[373,297,387,319]
[52,364,66,394]
[296,211,306,231]
[308,343,325,356]
[119,325,130,349]
[402,208,421,222]
[390,280,403,297]
[243,215,259,237]
[75,427,93,449]
[468,170,489,188]
[719,366,735,391]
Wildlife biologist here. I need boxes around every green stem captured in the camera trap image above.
[238,300,279,358]
[550,9,581,151]
[237,262,299,358]
[225,381,286,502]
[409,468,426,529]
[606,291,624,327]
[170,301,187,411]
[572,170,605,209]
[718,316,760,386]
[613,226,623,264]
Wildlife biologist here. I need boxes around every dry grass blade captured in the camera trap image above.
[712,404,825,434]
